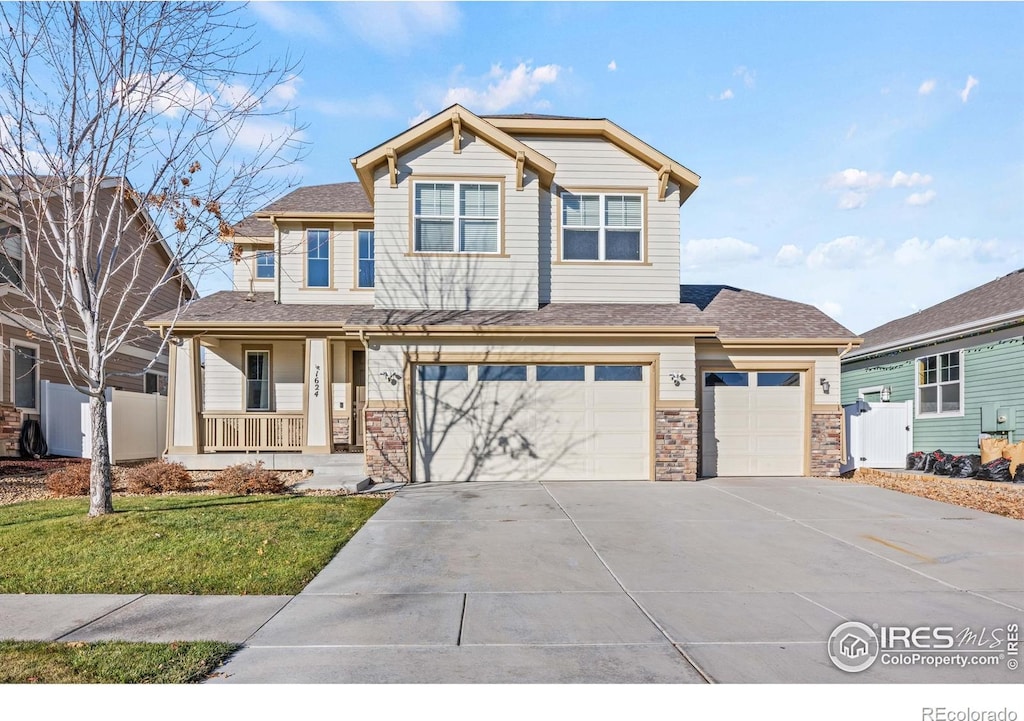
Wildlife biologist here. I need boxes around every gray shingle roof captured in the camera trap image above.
[151,286,857,341]
[853,269,1024,357]
[231,182,372,239]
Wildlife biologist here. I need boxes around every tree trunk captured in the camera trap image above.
[88,393,114,516]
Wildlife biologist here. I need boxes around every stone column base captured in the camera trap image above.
[655,408,698,481]
[364,408,410,483]
[811,411,842,477]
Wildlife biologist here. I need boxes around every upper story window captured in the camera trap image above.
[0,231,23,288]
[255,250,275,279]
[357,230,375,288]
[562,192,643,262]
[414,181,500,254]
[917,351,962,417]
[306,229,330,287]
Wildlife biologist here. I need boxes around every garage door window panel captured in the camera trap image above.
[757,372,801,387]
[537,365,585,382]
[478,365,527,382]
[418,365,469,382]
[595,365,643,381]
[704,372,749,387]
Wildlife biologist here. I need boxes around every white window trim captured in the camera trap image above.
[255,249,275,279]
[305,228,331,288]
[914,349,965,419]
[413,180,502,254]
[10,340,39,412]
[560,191,645,263]
[245,349,272,412]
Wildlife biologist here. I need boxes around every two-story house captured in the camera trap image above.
[148,106,858,482]
[0,177,195,439]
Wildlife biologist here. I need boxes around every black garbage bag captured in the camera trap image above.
[1013,465,1024,484]
[18,418,47,458]
[951,455,982,479]
[923,449,946,473]
[933,455,958,476]
[906,451,925,470]
[910,452,928,471]
[976,457,1012,483]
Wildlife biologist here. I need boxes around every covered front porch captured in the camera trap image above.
[165,333,368,466]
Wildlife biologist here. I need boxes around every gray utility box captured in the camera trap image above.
[981,404,1018,432]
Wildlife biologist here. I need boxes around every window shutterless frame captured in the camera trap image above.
[10,341,39,411]
[412,180,501,254]
[255,250,275,279]
[357,230,375,288]
[305,228,331,288]
[560,190,645,262]
[915,350,964,418]
[244,349,272,412]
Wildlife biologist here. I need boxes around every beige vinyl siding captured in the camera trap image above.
[232,244,276,294]
[372,130,540,311]
[277,221,374,304]
[201,340,305,412]
[516,135,681,304]
[366,337,696,405]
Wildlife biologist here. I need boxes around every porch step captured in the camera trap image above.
[293,473,372,493]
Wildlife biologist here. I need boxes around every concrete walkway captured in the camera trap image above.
[2,477,1022,683]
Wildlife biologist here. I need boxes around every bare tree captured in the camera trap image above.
[0,2,303,515]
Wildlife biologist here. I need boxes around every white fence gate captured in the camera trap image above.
[40,381,167,463]
[842,399,914,472]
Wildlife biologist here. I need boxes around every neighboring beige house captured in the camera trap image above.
[148,105,858,482]
[0,178,195,437]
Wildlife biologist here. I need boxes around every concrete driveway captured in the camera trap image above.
[212,477,1024,683]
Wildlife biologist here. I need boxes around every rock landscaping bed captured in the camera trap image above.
[843,467,1024,520]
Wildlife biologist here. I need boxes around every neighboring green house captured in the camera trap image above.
[841,268,1024,455]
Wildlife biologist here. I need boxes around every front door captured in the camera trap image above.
[352,350,366,446]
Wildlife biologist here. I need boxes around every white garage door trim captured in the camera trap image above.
[412,360,653,483]
[699,369,809,477]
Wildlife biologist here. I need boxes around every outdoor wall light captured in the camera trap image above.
[880,385,892,402]
[379,370,402,386]
[669,372,685,386]
[819,377,831,394]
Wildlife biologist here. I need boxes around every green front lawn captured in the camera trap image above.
[0,641,238,683]
[0,495,386,595]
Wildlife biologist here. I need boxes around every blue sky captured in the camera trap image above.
[224,1,1024,335]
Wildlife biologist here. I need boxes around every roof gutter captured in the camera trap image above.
[845,310,1024,361]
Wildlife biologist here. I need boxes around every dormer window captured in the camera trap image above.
[561,192,643,262]
[414,181,500,254]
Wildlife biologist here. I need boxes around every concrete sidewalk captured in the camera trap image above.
[2,477,1022,683]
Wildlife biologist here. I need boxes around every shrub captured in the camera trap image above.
[124,461,194,495]
[46,463,92,498]
[210,462,287,495]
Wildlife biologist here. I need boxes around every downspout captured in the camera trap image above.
[272,215,281,304]
[838,343,854,469]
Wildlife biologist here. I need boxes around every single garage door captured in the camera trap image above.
[413,363,650,482]
[701,371,805,476]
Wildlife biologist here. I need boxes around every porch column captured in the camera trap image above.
[167,336,200,454]
[303,337,331,453]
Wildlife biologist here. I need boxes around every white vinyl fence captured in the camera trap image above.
[841,399,914,472]
[40,381,167,463]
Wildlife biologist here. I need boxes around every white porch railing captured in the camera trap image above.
[202,413,305,452]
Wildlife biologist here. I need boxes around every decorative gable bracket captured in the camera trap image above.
[515,151,526,191]
[657,165,672,201]
[386,147,397,188]
[452,112,462,154]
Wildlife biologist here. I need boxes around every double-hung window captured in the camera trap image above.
[357,230,375,288]
[306,229,330,287]
[0,230,23,288]
[255,250,275,279]
[562,192,643,261]
[246,350,271,412]
[414,181,500,253]
[12,343,38,410]
[916,351,962,416]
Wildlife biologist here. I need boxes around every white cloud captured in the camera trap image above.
[681,237,760,269]
[774,244,804,267]
[960,75,979,103]
[905,189,937,206]
[250,2,329,40]
[718,88,734,101]
[734,65,756,88]
[837,192,867,210]
[408,108,432,126]
[845,124,857,140]
[894,236,1005,266]
[267,75,302,106]
[311,96,396,119]
[806,236,886,270]
[228,117,305,152]
[442,62,561,113]
[825,168,886,190]
[337,2,460,54]
[817,301,843,318]
[607,60,617,72]
[890,171,933,188]
[918,79,937,95]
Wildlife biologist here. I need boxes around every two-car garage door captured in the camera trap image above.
[701,371,806,476]
[413,363,650,482]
